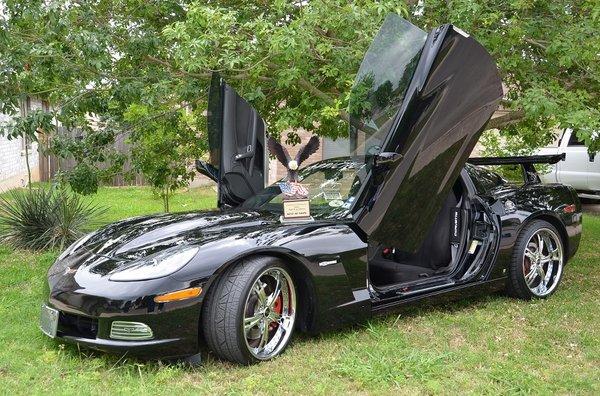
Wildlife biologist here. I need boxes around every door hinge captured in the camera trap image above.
[473,221,489,240]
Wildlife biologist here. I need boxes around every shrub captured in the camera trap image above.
[68,163,99,195]
[0,187,105,250]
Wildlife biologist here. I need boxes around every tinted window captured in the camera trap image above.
[465,164,506,193]
[347,15,428,160]
[568,130,584,146]
[207,74,223,170]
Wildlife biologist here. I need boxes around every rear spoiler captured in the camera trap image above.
[467,154,566,184]
[467,153,566,166]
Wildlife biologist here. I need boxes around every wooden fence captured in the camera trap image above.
[38,127,145,186]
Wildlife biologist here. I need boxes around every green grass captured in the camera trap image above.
[83,185,218,224]
[0,186,598,395]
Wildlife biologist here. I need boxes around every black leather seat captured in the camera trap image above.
[369,184,461,286]
[403,189,458,270]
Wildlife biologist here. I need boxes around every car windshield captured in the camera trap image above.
[241,158,367,219]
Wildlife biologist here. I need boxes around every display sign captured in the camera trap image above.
[283,199,311,220]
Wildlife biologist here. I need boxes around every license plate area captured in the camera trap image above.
[40,304,59,338]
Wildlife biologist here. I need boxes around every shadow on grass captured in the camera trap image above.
[51,290,512,372]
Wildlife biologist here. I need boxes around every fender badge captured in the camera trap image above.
[504,199,516,213]
[319,260,338,267]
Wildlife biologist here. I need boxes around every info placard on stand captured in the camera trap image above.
[280,195,313,223]
[283,198,310,219]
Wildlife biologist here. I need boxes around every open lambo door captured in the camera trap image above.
[197,74,268,208]
[350,15,503,254]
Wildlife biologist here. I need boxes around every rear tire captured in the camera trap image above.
[506,220,565,299]
[202,256,297,364]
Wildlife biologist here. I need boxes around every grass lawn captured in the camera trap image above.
[0,186,598,395]
[83,185,218,224]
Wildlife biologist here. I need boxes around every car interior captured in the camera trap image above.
[368,177,468,287]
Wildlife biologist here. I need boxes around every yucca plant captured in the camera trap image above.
[0,187,105,251]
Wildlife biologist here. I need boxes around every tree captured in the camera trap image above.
[415,1,600,155]
[0,0,598,197]
[160,0,599,152]
[0,0,197,195]
[48,119,127,195]
[124,103,202,212]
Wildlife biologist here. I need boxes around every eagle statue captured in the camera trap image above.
[267,135,320,183]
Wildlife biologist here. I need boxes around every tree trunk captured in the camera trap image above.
[163,187,170,212]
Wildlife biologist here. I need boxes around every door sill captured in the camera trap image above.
[371,275,455,299]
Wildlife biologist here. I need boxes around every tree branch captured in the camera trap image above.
[295,76,351,122]
[144,56,273,82]
[524,38,549,51]
[485,109,526,130]
[148,57,524,133]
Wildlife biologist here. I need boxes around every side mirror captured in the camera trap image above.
[195,160,219,182]
[374,152,403,171]
[589,151,596,162]
[372,152,402,185]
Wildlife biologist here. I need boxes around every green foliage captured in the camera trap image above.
[0,187,105,250]
[163,1,407,140]
[0,109,54,143]
[48,120,128,194]
[0,0,598,185]
[67,163,99,195]
[417,1,600,154]
[125,103,202,212]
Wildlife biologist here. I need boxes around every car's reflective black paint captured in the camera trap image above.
[353,24,503,254]
[43,15,582,361]
[46,210,372,358]
[44,166,582,359]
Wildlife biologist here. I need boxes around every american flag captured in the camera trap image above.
[278,182,309,197]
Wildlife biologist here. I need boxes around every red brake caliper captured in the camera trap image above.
[524,253,532,275]
[269,294,284,331]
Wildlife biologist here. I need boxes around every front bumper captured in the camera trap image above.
[43,277,205,359]
[44,250,211,359]
[61,334,183,356]
[44,300,202,359]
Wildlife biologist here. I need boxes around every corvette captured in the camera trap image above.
[42,15,582,365]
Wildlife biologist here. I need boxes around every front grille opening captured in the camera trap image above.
[58,312,98,339]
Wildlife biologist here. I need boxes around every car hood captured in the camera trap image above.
[49,210,280,279]
[84,210,279,259]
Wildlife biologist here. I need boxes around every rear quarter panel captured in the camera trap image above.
[488,182,582,278]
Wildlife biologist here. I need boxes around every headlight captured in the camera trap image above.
[109,246,199,282]
[57,233,95,261]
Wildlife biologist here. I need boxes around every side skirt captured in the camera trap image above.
[371,277,507,315]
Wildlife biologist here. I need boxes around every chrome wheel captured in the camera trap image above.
[522,228,563,297]
[243,267,296,360]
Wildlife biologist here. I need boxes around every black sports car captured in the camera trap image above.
[42,15,582,365]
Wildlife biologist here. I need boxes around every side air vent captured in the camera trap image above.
[109,321,153,341]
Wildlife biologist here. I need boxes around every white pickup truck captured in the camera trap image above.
[537,128,600,200]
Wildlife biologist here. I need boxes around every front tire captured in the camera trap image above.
[202,256,297,364]
[506,220,565,299]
